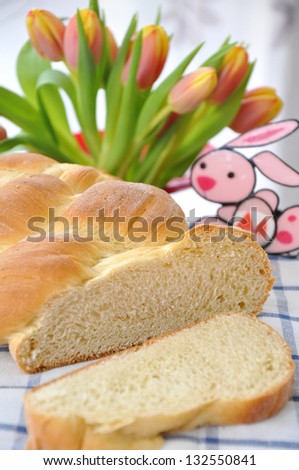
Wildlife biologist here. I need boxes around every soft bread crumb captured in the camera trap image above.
[12,228,273,373]
[24,314,294,450]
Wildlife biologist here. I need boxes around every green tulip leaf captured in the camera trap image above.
[0,133,72,162]
[32,69,87,162]
[0,87,50,137]
[103,15,137,150]
[104,32,142,173]
[89,0,100,17]
[37,75,73,138]
[0,136,28,153]
[36,69,78,113]
[202,42,236,70]
[155,7,162,25]
[96,17,111,87]
[17,41,51,106]
[134,122,180,184]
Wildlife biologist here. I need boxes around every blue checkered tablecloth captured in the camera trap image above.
[0,256,298,450]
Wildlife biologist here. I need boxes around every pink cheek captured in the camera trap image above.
[276,231,293,244]
[288,215,297,222]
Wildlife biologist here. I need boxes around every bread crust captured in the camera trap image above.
[0,152,55,174]
[0,174,73,247]
[24,314,294,450]
[0,154,187,343]
[0,152,117,191]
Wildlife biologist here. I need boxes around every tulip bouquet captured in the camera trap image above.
[0,0,282,187]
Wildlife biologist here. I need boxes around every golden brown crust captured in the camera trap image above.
[0,174,73,247]
[0,152,117,192]
[24,314,294,450]
[63,180,187,244]
[46,163,119,192]
[0,152,55,175]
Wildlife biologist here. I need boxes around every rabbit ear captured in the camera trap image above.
[217,205,237,222]
[226,120,299,148]
[255,189,279,211]
[252,151,299,186]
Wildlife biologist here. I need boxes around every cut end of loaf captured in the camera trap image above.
[24,314,294,450]
[10,228,273,373]
[11,226,273,373]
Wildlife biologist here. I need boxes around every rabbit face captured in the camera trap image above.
[191,149,255,204]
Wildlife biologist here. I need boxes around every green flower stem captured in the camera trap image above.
[132,121,180,182]
[54,129,93,165]
[142,134,178,184]
[170,105,216,164]
[99,16,138,167]
[101,32,142,173]
[78,122,102,163]
[187,101,210,127]
[131,102,210,184]
[138,104,171,140]
[143,114,193,185]
[116,143,142,179]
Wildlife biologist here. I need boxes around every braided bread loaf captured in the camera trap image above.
[0,153,273,373]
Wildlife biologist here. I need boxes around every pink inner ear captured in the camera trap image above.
[217,205,236,222]
[255,190,279,211]
[226,120,299,148]
[252,151,299,186]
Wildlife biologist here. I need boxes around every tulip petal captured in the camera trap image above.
[230,87,283,133]
[168,67,217,114]
[123,25,169,90]
[63,9,103,70]
[26,10,65,61]
[135,44,203,138]
[211,45,249,104]
[172,63,255,166]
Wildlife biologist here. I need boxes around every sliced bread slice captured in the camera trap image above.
[24,313,294,450]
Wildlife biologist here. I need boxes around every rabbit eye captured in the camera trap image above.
[227,172,235,178]
[200,162,206,169]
